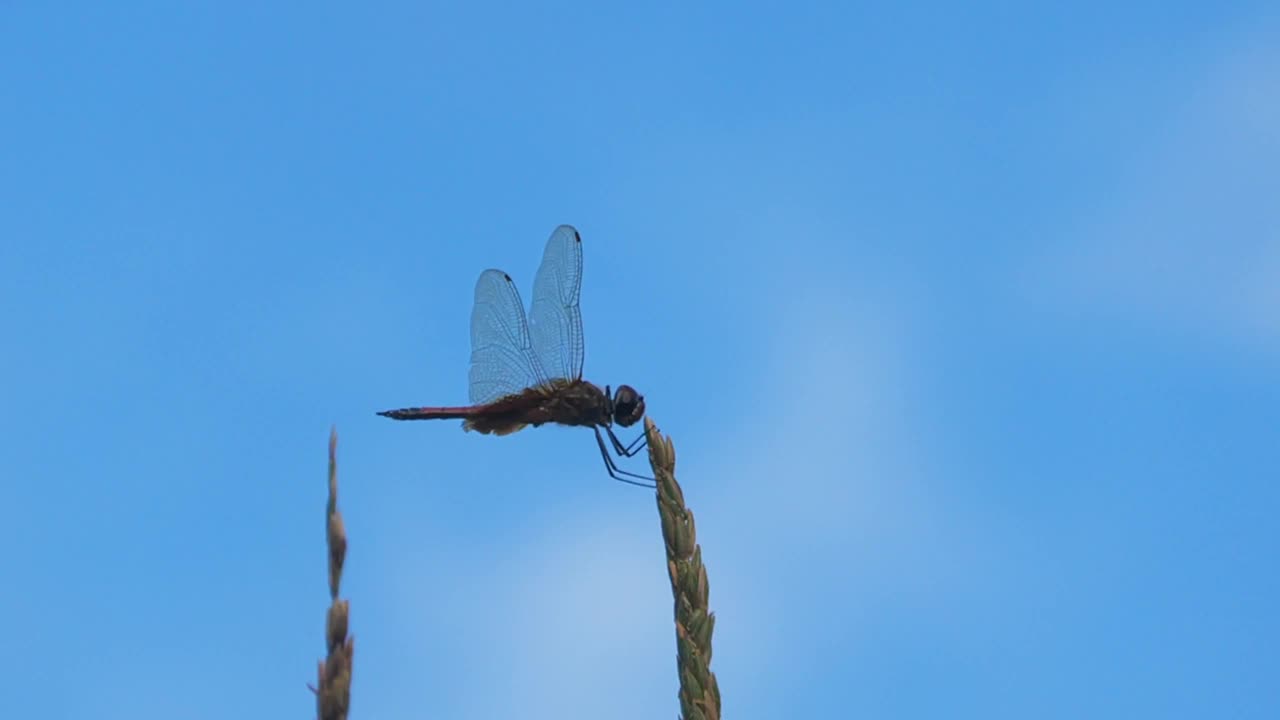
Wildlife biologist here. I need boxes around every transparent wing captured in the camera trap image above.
[528,224,585,382]
[468,269,547,405]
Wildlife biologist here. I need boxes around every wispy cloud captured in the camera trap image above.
[678,279,1002,704]
[1020,31,1280,354]
[398,517,673,719]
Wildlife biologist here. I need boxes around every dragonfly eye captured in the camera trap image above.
[612,385,645,427]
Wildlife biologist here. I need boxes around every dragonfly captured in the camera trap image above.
[378,225,654,487]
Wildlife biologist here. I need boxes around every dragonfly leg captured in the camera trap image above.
[604,426,649,457]
[593,426,656,488]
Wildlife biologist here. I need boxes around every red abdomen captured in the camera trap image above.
[377,393,545,436]
[376,405,481,421]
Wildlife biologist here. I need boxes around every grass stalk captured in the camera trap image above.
[315,427,353,720]
[646,417,721,720]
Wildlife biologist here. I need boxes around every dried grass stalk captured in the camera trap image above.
[316,427,353,720]
[646,417,721,720]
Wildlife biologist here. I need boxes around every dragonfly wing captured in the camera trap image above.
[468,269,546,405]
[528,224,585,382]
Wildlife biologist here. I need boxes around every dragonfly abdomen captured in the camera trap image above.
[376,406,480,421]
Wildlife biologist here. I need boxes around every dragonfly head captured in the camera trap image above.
[610,384,646,427]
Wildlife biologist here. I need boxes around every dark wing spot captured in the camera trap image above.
[502,273,512,281]
[573,230,581,243]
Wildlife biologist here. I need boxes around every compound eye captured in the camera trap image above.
[612,385,646,427]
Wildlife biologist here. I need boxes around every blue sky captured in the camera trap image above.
[3,2,1278,718]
